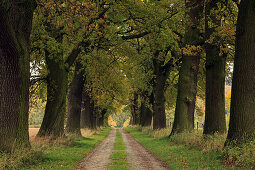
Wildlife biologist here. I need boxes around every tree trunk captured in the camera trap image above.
[204,46,227,134]
[98,109,107,127]
[140,96,146,126]
[66,61,84,135]
[0,1,35,152]
[171,35,200,135]
[37,40,81,137]
[203,2,227,134]
[145,93,153,127]
[81,90,93,129]
[152,60,170,129]
[171,0,203,135]
[130,92,139,125]
[225,0,255,146]
[91,104,97,129]
[140,96,152,127]
[37,55,68,137]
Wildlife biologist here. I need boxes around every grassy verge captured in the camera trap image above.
[0,127,111,169]
[124,127,233,169]
[109,129,129,170]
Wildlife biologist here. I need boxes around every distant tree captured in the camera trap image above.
[130,92,139,125]
[139,91,153,127]
[80,90,94,129]
[66,60,85,135]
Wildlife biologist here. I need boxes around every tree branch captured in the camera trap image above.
[65,47,81,69]
[121,31,150,40]
[30,77,47,86]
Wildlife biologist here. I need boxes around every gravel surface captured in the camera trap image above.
[76,128,116,170]
[120,129,170,170]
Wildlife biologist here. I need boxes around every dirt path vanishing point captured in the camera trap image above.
[120,129,170,170]
[76,128,116,170]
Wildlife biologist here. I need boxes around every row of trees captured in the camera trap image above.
[124,0,255,147]
[0,0,127,152]
[0,0,254,153]
[124,0,232,135]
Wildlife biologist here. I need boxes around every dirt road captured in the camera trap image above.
[76,128,116,170]
[120,129,170,170]
[76,128,169,170]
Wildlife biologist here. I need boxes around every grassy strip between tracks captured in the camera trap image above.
[109,129,129,170]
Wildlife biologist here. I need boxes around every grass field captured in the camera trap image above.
[124,127,234,169]
[0,127,111,169]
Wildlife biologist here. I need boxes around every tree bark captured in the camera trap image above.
[140,94,146,126]
[91,104,97,129]
[152,58,172,129]
[98,109,107,127]
[171,0,203,135]
[145,93,153,127]
[204,1,227,134]
[140,93,152,127]
[37,54,68,137]
[171,44,200,135]
[0,0,35,152]
[204,47,227,134]
[225,0,255,146]
[65,61,84,135]
[81,90,93,129]
[140,97,147,126]
[37,43,81,137]
[130,92,139,125]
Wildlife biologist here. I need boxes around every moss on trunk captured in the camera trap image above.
[225,0,255,146]
[0,0,35,152]
[80,90,94,129]
[153,75,167,129]
[171,0,203,135]
[203,0,227,135]
[37,55,68,137]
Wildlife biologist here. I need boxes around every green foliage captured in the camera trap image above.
[111,111,130,127]
[223,141,255,168]
[29,97,45,126]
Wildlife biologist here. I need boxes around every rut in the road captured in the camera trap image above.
[76,128,116,170]
[120,129,170,170]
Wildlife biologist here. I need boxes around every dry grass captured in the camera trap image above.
[137,126,171,138]
[136,126,226,151]
[29,127,102,138]
[81,128,99,137]
[29,128,39,140]
[29,128,78,150]
[169,131,226,151]
[29,127,106,149]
